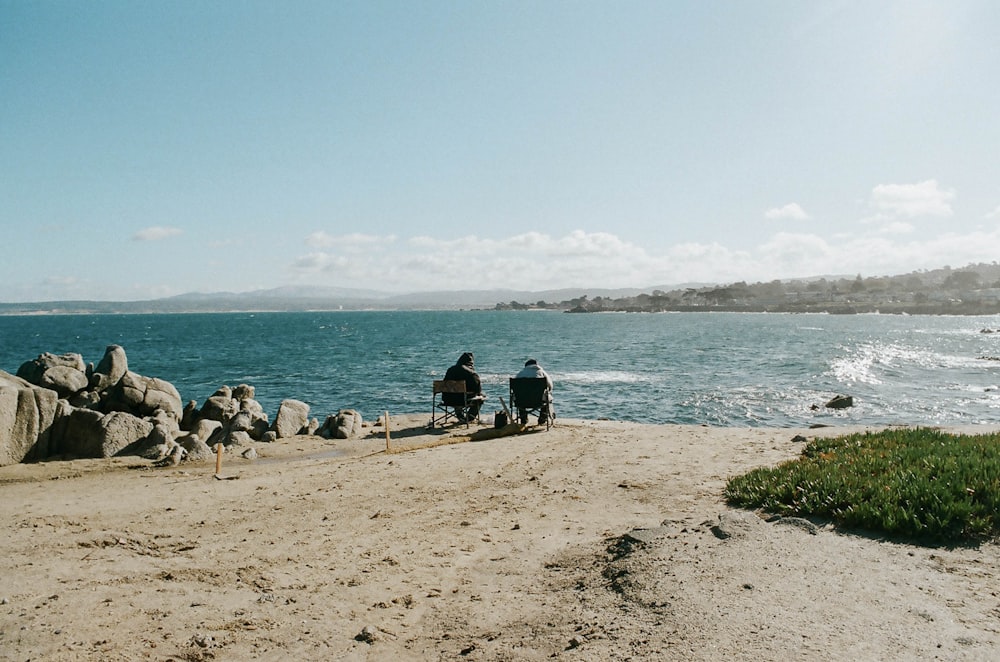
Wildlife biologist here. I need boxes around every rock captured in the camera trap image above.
[143,377,182,419]
[39,365,88,398]
[93,345,128,387]
[307,417,320,435]
[773,516,819,535]
[320,409,365,439]
[199,393,239,424]
[190,418,222,441]
[225,430,252,447]
[97,411,156,458]
[180,400,200,430]
[69,390,102,410]
[137,422,176,459]
[227,411,254,433]
[152,443,186,467]
[355,626,378,644]
[261,431,278,443]
[0,371,59,466]
[271,399,310,439]
[825,394,854,409]
[232,384,255,401]
[105,372,182,420]
[334,409,363,439]
[623,526,669,544]
[791,434,808,443]
[176,433,215,462]
[709,510,764,540]
[52,408,154,458]
[16,352,86,385]
[241,447,258,460]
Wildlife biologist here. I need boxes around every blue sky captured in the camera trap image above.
[2,0,999,302]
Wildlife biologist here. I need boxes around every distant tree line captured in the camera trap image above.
[493,263,1000,315]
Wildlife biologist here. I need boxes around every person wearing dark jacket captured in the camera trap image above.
[443,352,485,421]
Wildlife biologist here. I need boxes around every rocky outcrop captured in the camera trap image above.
[2,344,351,467]
[0,371,59,466]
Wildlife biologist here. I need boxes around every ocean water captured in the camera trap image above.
[2,310,1000,428]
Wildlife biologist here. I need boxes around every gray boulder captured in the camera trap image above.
[199,392,239,424]
[190,418,223,442]
[143,377,182,419]
[0,371,59,466]
[225,430,253,447]
[232,383,255,401]
[271,399,309,439]
[39,365,89,398]
[105,372,182,420]
[321,409,364,439]
[52,407,154,458]
[16,352,86,385]
[176,432,215,462]
[91,344,128,389]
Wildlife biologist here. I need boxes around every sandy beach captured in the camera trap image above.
[2,417,999,661]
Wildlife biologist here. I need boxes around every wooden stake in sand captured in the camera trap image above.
[384,411,391,451]
[214,443,223,476]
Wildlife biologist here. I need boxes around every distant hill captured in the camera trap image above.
[1,263,998,315]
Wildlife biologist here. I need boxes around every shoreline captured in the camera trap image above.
[2,418,998,660]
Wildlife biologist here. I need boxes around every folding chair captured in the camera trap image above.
[431,379,472,428]
[509,377,554,430]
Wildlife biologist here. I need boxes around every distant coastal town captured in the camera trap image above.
[494,262,1000,315]
[3,262,1000,316]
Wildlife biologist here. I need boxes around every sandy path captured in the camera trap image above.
[1,418,998,661]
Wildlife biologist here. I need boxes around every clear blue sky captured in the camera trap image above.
[2,0,999,302]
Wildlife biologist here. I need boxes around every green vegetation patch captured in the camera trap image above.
[725,428,1000,544]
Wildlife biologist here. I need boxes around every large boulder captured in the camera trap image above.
[51,407,154,458]
[16,352,86,384]
[16,353,88,399]
[320,409,364,439]
[176,432,215,462]
[0,371,59,466]
[199,389,239,424]
[271,399,310,439]
[143,377,183,419]
[91,344,128,390]
[105,371,182,420]
[40,365,89,398]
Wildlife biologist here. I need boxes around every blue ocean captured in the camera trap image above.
[2,310,1000,428]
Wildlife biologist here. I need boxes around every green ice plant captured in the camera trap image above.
[725,428,1000,544]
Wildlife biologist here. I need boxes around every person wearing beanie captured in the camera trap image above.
[443,352,485,422]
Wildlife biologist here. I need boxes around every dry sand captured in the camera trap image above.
[1,417,999,661]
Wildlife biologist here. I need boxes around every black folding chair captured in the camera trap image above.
[431,379,476,428]
[509,377,554,430]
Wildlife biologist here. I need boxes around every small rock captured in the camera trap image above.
[356,626,378,644]
[825,394,854,409]
[791,434,807,443]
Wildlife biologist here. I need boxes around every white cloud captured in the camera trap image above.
[287,225,1000,294]
[306,231,392,249]
[985,205,1000,219]
[132,226,182,241]
[764,203,809,221]
[870,180,955,218]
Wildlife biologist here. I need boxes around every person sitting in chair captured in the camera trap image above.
[515,358,553,425]
[443,352,485,422]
